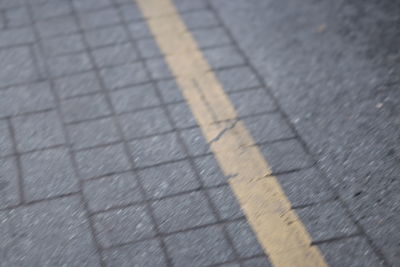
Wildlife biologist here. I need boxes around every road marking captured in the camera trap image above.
[135,0,328,266]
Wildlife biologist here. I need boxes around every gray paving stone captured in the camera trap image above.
[242,113,295,144]
[119,108,173,139]
[172,0,208,12]
[100,62,150,90]
[165,226,235,266]
[0,120,13,157]
[359,214,400,264]
[168,102,198,128]
[23,0,48,5]
[218,263,240,267]
[181,10,219,29]
[229,89,276,117]
[0,46,37,87]
[93,205,155,248]
[276,168,334,207]
[157,79,185,103]
[83,172,143,212]
[112,0,133,3]
[194,154,228,186]
[319,237,383,267]
[145,57,174,80]
[296,201,358,242]
[138,160,200,198]
[92,43,138,68]
[13,111,65,152]
[21,148,79,201]
[75,143,131,179]
[203,45,245,69]
[31,1,72,20]
[129,132,186,167]
[54,71,102,99]
[36,16,78,38]
[242,257,272,267]
[0,196,100,266]
[216,66,260,92]
[85,25,130,48]
[180,127,210,156]
[112,0,133,4]
[72,0,113,12]
[0,0,24,9]
[68,117,120,150]
[42,34,85,57]
[119,2,143,22]
[127,21,152,39]
[110,83,160,113]
[4,6,30,27]
[79,8,121,30]
[0,157,19,209]
[47,52,93,77]
[192,27,231,49]
[103,239,167,267]
[0,27,35,48]
[260,139,313,173]
[208,185,243,220]
[61,93,111,123]
[31,43,47,80]
[152,191,217,233]
[0,13,4,28]
[136,37,163,58]
[0,82,54,117]
[226,220,263,258]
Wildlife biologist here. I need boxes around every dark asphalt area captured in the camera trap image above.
[0,0,398,266]
[209,0,400,264]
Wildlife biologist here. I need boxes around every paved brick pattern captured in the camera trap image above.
[0,0,385,266]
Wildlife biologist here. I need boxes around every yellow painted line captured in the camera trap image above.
[135,0,328,266]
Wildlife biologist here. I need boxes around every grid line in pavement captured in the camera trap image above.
[205,0,389,264]
[73,1,174,265]
[26,1,105,265]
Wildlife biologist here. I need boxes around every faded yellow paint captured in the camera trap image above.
[135,0,328,266]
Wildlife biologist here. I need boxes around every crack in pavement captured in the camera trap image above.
[208,119,239,146]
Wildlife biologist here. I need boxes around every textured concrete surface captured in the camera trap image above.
[209,0,400,265]
[0,0,397,266]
